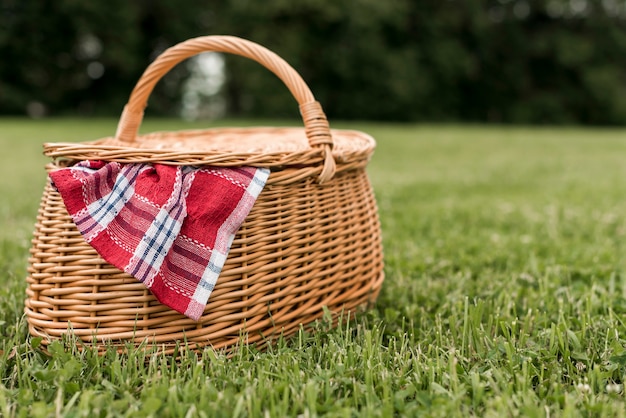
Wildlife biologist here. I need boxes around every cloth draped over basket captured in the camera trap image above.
[49,160,269,321]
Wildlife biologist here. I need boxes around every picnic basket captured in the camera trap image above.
[24,35,384,354]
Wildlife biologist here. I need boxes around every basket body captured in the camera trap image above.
[24,36,384,353]
[25,134,383,353]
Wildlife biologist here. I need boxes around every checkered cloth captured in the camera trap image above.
[50,160,270,321]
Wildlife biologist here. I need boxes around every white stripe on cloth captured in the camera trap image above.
[78,164,144,243]
[125,167,195,287]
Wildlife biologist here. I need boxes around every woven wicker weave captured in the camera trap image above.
[24,36,384,353]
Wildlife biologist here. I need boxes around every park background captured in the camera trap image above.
[2,0,626,125]
[4,1,626,416]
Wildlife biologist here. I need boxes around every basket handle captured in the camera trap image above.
[114,35,336,183]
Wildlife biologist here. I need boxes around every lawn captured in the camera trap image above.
[1,118,626,417]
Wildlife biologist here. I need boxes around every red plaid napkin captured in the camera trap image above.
[50,160,269,321]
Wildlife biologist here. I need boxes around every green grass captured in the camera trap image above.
[2,118,626,417]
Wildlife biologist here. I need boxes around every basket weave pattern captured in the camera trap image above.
[24,36,384,353]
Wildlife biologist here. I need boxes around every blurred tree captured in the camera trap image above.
[0,0,208,117]
[210,0,424,120]
[211,0,626,124]
[1,0,626,124]
[467,0,626,124]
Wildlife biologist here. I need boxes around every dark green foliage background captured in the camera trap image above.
[2,0,626,124]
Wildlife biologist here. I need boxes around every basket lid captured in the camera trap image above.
[44,36,376,184]
[44,126,375,167]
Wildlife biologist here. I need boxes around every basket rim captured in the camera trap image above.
[43,126,376,168]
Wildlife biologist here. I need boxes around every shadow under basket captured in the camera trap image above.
[24,36,384,354]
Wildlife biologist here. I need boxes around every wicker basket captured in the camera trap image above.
[24,36,384,353]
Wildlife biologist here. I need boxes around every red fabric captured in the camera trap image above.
[50,160,269,320]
